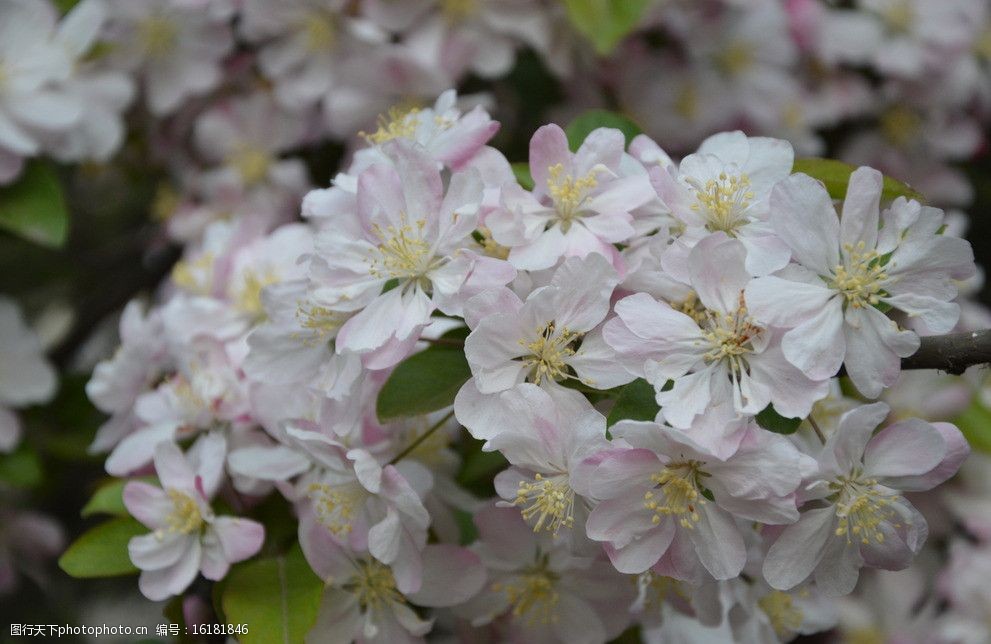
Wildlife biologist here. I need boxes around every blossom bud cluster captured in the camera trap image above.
[84,93,985,642]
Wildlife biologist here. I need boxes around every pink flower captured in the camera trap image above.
[745,167,976,397]
[579,419,809,579]
[486,123,655,271]
[123,434,264,600]
[762,402,969,596]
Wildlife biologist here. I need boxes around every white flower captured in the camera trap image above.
[0,296,57,452]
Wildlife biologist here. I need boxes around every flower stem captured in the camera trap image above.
[808,415,826,445]
[389,410,456,464]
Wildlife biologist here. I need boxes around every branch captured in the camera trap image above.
[902,330,991,375]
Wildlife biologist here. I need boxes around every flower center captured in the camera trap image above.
[164,489,204,535]
[716,41,755,76]
[302,14,336,52]
[546,163,597,230]
[644,461,707,528]
[829,242,889,309]
[758,591,804,639]
[633,572,689,612]
[230,147,272,186]
[476,226,510,260]
[880,106,921,148]
[519,322,581,385]
[233,269,279,317]
[514,473,575,534]
[699,295,761,374]
[308,482,364,538]
[171,253,215,296]
[687,172,755,234]
[139,16,178,58]
[830,471,901,545]
[494,563,560,625]
[441,0,476,22]
[345,560,403,611]
[367,216,438,284]
[675,84,699,119]
[294,302,347,343]
[360,105,420,145]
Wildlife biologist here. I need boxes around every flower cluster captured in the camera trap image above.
[81,89,985,641]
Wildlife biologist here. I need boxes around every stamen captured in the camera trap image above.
[514,473,575,534]
[159,489,204,538]
[308,482,364,538]
[519,322,581,385]
[830,470,902,545]
[344,560,404,611]
[360,105,420,145]
[644,461,707,529]
[546,164,598,230]
[758,591,804,639]
[229,147,272,186]
[493,564,560,625]
[294,302,347,343]
[829,242,889,309]
[366,215,439,284]
[234,269,278,317]
[687,172,755,233]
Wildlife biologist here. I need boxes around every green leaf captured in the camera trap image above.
[607,378,660,427]
[81,477,157,518]
[0,161,69,248]
[222,545,323,644]
[59,517,144,578]
[953,399,991,454]
[458,447,508,486]
[565,109,643,152]
[0,442,43,488]
[791,158,925,203]
[376,335,472,421]
[562,0,651,55]
[755,405,802,435]
[511,162,534,190]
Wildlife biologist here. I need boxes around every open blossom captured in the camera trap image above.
[579,418,809,579]
[605,233,828,428]
[312,139,513,368]
[486,124,655,272]
[745,167,976,397]
[455,383,609,540]
[461,505,635,644]
[0,297,57,453]
[123,435,264,600]
[763,403,969,596]
[459,253,627,412]
[653,130,794,277]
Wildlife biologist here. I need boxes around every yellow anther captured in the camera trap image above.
[830,244,889,309]
[229,147,272,186]
[644,461,707,529]
[308,482,363,538]
[758,591,804,639]
[139,16,178,58]
[687,172,755,233]
[360,105,421,145]
[698,293,761,373]
[830,470,902,545]
[546,163,598,230]
[716,41,755,76]
[514,473,575,534]
[367,215,438,284]
[344,560,403,610]
[163,489,204,536]
[302,13,336,52]
[495,565,560,625]
[519,322,581,385]
[233,269,279,317]
[171,253,215,295]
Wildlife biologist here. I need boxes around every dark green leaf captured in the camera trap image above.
[511,162,534,190]
[458,447,508,486]
[755,405,802,435]
[607,378,660,427]
[0,442,43,488]
[0,161,69,248]
[222,545,323,644]
[791,158,925,203]
[81,477,157,518]
[376,341,471,421]
[953,399,991,454]
[59,517,144,578]
[565,109,643,152]
[562,0,651,55]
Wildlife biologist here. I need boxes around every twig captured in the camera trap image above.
[901,330,991,375]
[807,415,826,445]
[389,411,455,464]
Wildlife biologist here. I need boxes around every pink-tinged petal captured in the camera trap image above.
[199,534,229,582]
[863,418,946,479]
[357,162,407,229]
[824,402,890,474]
[577,446,661,499]
[474,505,537,566]
[737,229,792,277]
[310,589,361,644]
[780,296,846,380]
[612,293,702,345]
[123,481,173,530]
[585,493,658,545]
[507,226,567,271]
[812,534,862,597]
[105,422,177,477]
[227,445,310,482]
[297,507,353,582]
[552,593,608,644]
[740,136,794,195]
[152,440,196,493]
[688,233,750,313]
[575,127,624,173]
[407,544,486,607]
[529,124,571,194]
[586,174,655,216]
[381,465,430,528]
[687,504,746,580]
[839,167,882,251]
[211,517,264,564]
[191,432,227,499]
[348,449,383,494]
[137,538,201,601]
[843,307,919,399]
[763,506,837,590]
[337,287,431,353]
[129,532,191,571]
[658,368,715,429]
[745,274,835,329]
[602,520,676,574]
[885,422,970,491]
[768,173,840,274]
[568,329,637,390]
[549,254,618,332]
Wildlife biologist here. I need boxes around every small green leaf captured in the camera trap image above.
[607,378,660,427]
[954,399,991,454]
[59,517,145,578]
[562,0,651,55]
[376,337,472,421]
[565,109,643,152]
[0,161,69,248]
[0,442,43,488]
[81,477,157,518]
[222,545,323,644]
[755,405,802,435]
[511,162,534,190]
[791,158,925,203]
[458,447,509,486]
